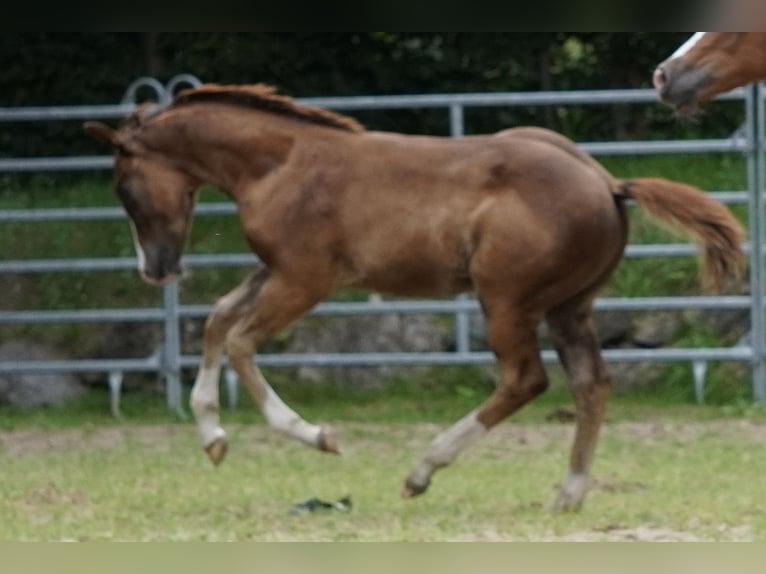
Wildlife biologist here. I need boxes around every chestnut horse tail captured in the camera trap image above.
[617,177,746,292]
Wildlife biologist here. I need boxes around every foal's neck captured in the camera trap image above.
[146,105,301,193]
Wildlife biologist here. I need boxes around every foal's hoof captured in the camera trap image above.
[550,493,584,513]
[401,478,430,498]
[205,437,228,466]
[318,426,341,455]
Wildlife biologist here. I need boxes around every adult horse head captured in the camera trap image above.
[654,32,766,114]
[84,108,200,286]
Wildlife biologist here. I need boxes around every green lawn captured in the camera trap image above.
[1,408,765,541]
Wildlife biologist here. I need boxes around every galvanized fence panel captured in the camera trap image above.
[1,76,763,415]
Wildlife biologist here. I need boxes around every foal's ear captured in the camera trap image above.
[83,121,120,148]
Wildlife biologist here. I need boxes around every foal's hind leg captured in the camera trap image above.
[403,304,549,497]
[546,302,610,511]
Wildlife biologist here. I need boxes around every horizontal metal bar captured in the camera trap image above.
[0,252,258,273]
[595,296,750,311]
[181,347,752,368]
[0,104,135,122]
[624,243,698,257]
[0,88,746,124]
[0,345,752,375]
[704,191,748,204]
[0,357,160,374]
[0,308,165,324]
[0,202,238,223]
[0,206,125,222]
[0,295,752,326]
[0,257,138,273]
[307,296,753,315]
[0,156,113,172]
[303,88,746,111]
[580,139,747,156]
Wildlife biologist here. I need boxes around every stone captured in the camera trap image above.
[286,311,451,386]
[0,340,86,408]
[632,312,684,349]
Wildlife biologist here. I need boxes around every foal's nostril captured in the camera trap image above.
[653,67,667,91]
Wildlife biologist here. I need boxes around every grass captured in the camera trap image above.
[2,368,765,541]
[2,404,766,540]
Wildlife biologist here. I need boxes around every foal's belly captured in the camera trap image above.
[354,255,474,298]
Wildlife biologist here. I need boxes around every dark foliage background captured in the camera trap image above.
[0,32,742,164]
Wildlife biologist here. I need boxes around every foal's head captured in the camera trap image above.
[84,112,199,286]
[654,33,766,114]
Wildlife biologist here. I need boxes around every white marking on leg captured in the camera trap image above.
[190,365,226,447]
[670,32,706,60]
[553,472,589,511]
[261,384,322,448]
[408,410,488,488]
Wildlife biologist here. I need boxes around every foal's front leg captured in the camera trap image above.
[190,269,269,465]
[190,268,337,466]
[225,274,339,454]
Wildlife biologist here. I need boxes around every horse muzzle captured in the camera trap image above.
[653,60,713,113]
[140,268,181,286]
[139,248,183,286]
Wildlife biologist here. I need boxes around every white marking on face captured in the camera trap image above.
[128,220,147,274]
[670,32,706,60]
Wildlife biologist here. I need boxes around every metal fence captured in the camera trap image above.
[1,75,764,416]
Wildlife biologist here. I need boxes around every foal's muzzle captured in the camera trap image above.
[139,246,183,286]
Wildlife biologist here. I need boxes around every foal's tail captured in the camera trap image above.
[617,178,745,292]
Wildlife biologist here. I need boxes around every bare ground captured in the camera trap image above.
[4,418,766,458]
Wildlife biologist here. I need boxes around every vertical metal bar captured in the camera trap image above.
[692,360,708,405]
[449,104,471,355]
[449,102,465,137]
[747,84,766,402]
[162,282,186,417]
[225,367,239,409]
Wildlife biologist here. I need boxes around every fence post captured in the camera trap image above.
[449,103,471,356]
[162,282,186,417]
[747,83,766,402]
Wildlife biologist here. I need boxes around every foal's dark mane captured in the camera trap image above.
[170,84,365,133]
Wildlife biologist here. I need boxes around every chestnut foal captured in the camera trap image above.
[85,84,743,511]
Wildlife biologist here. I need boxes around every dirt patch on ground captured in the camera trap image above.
[0,424,188,458]
[449,524,753,541]
[2,418,766,458]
